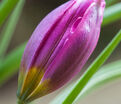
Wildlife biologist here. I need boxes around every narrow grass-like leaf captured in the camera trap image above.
[0,0,19,26]
[102,2,121,26]
[50,60,121,104]
[0,42,26,86]
[106,0,117,6]
[74,60,121,103]
[0,0,25,58]
[62,30,121,104]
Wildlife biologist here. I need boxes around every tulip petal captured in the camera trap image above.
[25,1,105,101]
[17,0,105,102]
[17,0,77,100]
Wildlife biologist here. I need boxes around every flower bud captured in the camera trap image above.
[17,0,105,103]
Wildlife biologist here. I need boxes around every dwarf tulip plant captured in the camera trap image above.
[17,0,105,103]
[0,0,121,104]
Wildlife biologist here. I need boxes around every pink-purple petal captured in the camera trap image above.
[17,0,106,102]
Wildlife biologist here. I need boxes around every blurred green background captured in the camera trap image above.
[0,0,121,104]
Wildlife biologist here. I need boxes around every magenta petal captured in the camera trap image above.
[17,0,106,103]
[21,0,75,70]
[42,1,105,90]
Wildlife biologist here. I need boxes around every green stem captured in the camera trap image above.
[18,99,26,104]
[18,100,24,104]
[17,99,33,104]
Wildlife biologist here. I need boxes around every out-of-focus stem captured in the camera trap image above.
[18,99,25,104]
[0,0,25,58]
[0,0,19,26]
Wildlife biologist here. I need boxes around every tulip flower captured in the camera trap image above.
[17,0,105,103]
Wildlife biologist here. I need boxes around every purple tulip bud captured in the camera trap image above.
[17,0,105,103]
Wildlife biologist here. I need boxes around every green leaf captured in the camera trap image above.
[50,60,121,104]
[74,60,121,103]
[102,2,121,26]
[62,30,121,104]
[0,0,19,26]
[105,0,117,6]
[0,0,25,58]
[0,42,26,86]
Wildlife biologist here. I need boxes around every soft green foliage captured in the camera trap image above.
[103,2,121,26]
[0,0,25,58]
[0,43,25,86]
[106,0,117,6]
[0,0,25,86]
[0,0,19,26]
[62,30,121,104]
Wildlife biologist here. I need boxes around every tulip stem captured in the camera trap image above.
[17,99,33,104]
[17,99,25,104]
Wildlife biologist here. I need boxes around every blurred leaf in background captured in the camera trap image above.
[0,0,25,85]
[0,0,25,58]
[0,0,19,26]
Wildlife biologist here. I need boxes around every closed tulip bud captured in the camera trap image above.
[17,0,105,103]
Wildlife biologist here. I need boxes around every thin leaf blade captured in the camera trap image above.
[0,0,25,58]
[0,42,26,86]
[0,0,19,26]
[102,2,121,26]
